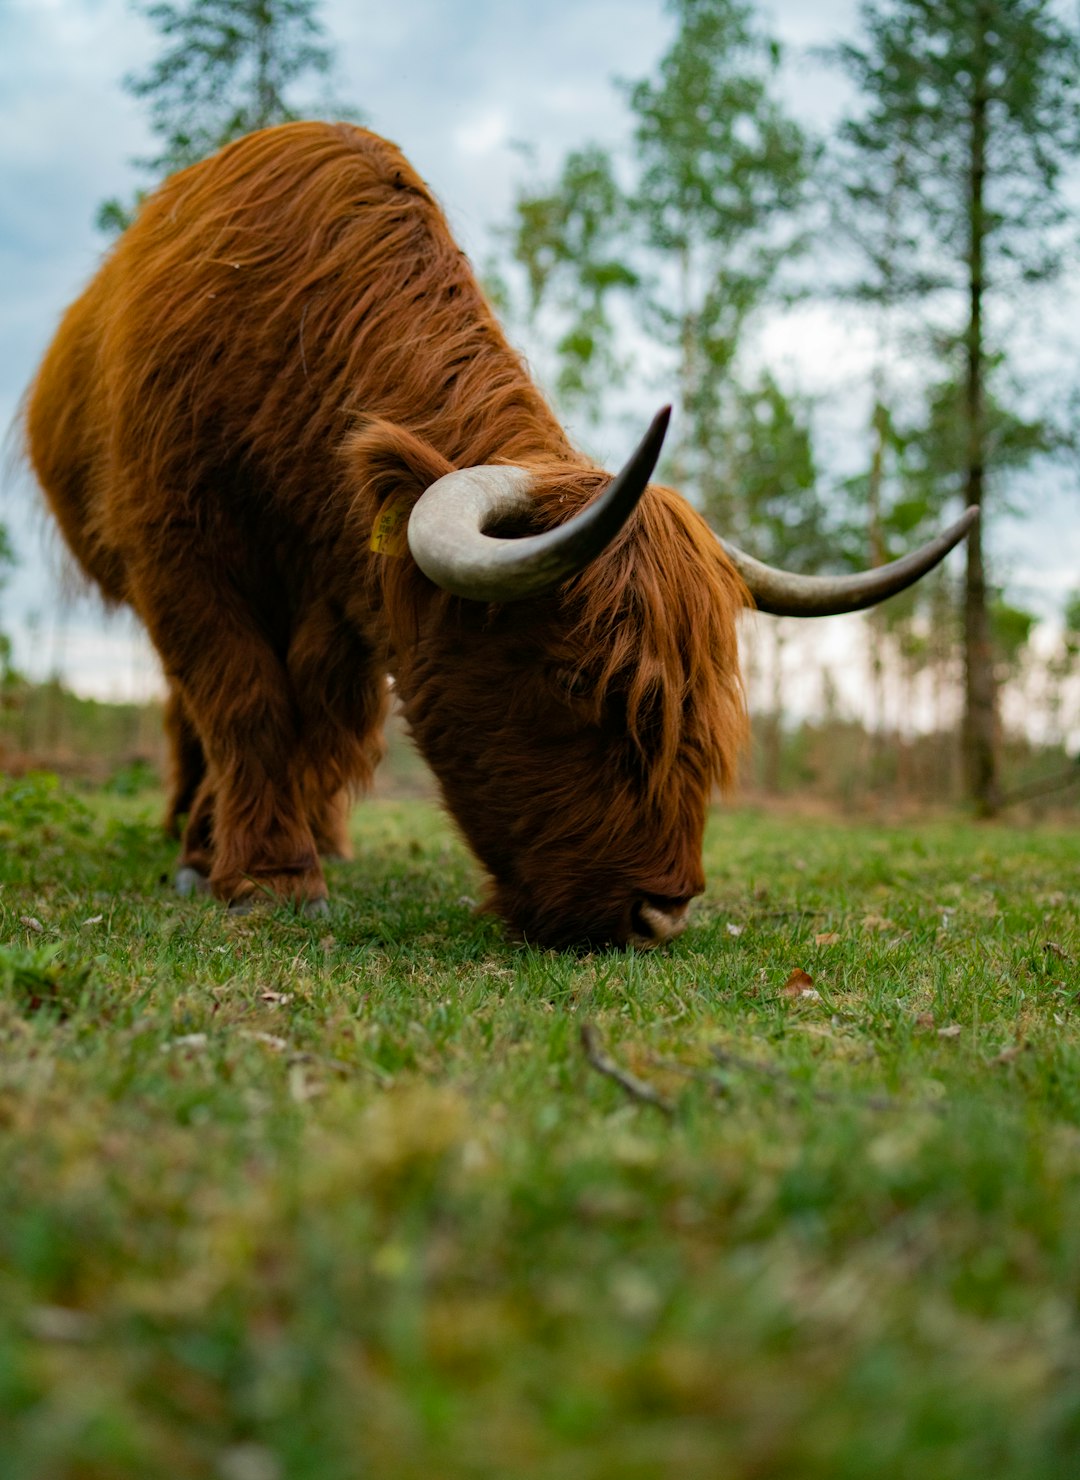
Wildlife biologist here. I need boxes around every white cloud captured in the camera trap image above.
[453,107,511,157]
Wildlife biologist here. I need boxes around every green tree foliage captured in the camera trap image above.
[510,0,811,506]
[99,0,356,233]
[625,0,810,499]
[990,598,1037,680]
[724,374,825,567]
[831,0,1080,814]
[511,146,638,410]
[889,368,1055,568]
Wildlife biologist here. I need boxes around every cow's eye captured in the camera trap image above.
[552,667,596,701]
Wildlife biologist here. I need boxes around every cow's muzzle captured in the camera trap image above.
[628,894,694,947]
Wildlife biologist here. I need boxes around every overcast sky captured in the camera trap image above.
[2,0,1077,702]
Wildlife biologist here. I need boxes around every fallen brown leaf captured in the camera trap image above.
[814,932,841,945]
[782,968,815,999]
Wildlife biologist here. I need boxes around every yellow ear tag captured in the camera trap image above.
[369,495,412,557]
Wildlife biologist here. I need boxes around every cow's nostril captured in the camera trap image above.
[630,895,693,944]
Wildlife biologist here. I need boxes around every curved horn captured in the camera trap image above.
[407,406,671,602]
[718,506,979,618]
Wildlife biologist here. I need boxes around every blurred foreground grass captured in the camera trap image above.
[0,771,1078,1478]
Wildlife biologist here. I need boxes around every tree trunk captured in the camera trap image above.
[866,397,888,785]
[961,16,1001,817]
[962,501,999,813]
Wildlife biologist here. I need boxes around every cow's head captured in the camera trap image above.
[365,410,976,949]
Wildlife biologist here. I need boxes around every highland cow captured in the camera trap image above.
[25,123,974,946]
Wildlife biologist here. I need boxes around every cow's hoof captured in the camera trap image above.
[303,897,330,919]
[175,865,211,898]
[227,897,255,916]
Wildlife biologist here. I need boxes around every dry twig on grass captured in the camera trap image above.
[580,1023,674,1116]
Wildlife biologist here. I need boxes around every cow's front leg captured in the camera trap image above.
[130,548,326,910]
[287,598,391,864]
[206,739,326,910]
[162,680,207,839]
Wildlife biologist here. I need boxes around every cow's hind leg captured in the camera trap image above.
[129,539,326,910]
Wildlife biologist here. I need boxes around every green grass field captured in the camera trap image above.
[1,771,1078,1479]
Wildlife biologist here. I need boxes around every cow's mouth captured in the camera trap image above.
[629,895,692,947]
[492,882,694,952]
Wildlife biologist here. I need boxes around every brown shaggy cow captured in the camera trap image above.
[24,122,974,948]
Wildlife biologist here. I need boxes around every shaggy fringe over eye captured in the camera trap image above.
[524,465,750,804]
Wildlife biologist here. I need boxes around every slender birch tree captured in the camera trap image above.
[832,0,1080,814]
[509,0,811,525]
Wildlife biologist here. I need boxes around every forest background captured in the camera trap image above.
[2,0,1079,817]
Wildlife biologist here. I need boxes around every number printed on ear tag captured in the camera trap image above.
[369,495,412,557]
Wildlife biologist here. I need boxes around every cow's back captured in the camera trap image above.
[26,122,558,607]
[26,264,128,599]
